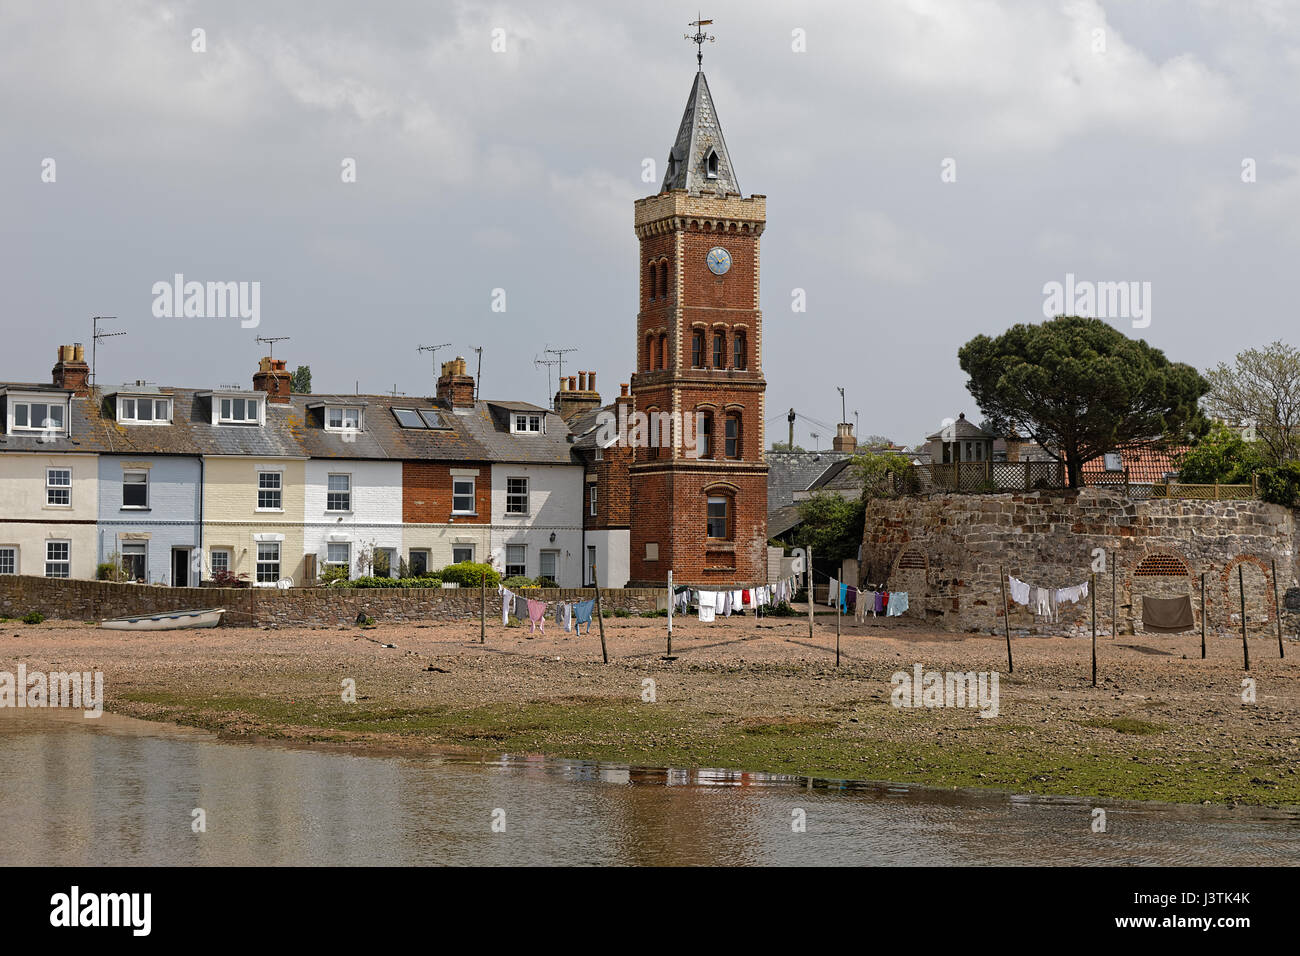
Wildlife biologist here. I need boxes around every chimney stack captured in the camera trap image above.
[832,421,857,453]
[555,370,602,423]
[51,343,90,396]
[436,355,476,408]
[252,356,292,403]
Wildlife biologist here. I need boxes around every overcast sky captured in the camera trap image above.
[3,0,1298,449]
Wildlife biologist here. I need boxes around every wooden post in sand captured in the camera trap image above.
[666,570,673,657]
[479,571,486,644]
[591,562,609,665]
[1090,572,1097,688]
[1200,572,1206,660]
[999,565,1014,674]
[835,579,841,668]
[1272,558,1284,659]
[1239,563,1250,672]
[1111,557,1117,638]
[806,546,815,641]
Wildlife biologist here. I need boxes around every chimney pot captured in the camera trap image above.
[578,371,587,391]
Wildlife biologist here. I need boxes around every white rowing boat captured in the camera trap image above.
[100,608,226,631]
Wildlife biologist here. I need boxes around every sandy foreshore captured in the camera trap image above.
[2,610,1297,805]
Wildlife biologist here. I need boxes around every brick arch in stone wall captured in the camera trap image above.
[1126,547,1196,636]
[1219,554,1276,634]
[888,545,930,614]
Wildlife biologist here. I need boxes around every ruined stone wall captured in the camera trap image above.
[860,489,1300,639]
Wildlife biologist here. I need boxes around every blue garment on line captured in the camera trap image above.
[574,599,595,632]
[839,582,849,613]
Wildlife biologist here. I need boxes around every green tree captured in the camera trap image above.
[851,449,915,498]
[291,365,312,394]
[1203,341,1300,466]
[1175,424,1264,484]
[958,317,1210,487]
[793,493,865,563]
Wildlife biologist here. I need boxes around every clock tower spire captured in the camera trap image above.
[627,39,768,588]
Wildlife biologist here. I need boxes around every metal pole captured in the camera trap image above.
[1000,565,1013,673]
[592,562,608,664]
[1090,572,1097,687]
[667,569,673,657]
[1240,563,1250,672]
[1200,572,1206,660]
[806,546,815,641]
[1272,558,1284,659]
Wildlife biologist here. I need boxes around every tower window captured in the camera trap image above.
[725,415,740,458]
[648,261,658,301]
[691,332,705,368]
[706,495,729,539]
[700,412,714,458]
[659,334,669,370]
[733,331,747,369]
[705,148,719,179]
[646,334,656,370]
[658,258,669,299]
[713,331,725,368]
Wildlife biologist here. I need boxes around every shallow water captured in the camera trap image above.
[0,711,1296,866]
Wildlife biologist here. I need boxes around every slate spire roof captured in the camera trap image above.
[659,71,740,196]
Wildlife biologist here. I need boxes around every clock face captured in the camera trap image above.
[706,246,732,275]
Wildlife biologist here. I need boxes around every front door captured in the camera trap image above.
[172,548,190,587]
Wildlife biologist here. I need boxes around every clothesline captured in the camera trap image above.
[1006,574,1089,623]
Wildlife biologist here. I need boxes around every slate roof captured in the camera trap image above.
[765,450,850,511]
[660,71,741,196]
[0,381,583,467]
[926,413,993,442]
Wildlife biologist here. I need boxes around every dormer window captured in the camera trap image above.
[118,396,171,424]
[10,400,66,433]
[219,396,261,424]
[513,414,543,434]
[705,147,719,179]
[326,406,362,431]
[1104,452,1123,472]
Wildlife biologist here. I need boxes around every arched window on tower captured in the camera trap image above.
[647,261,658,301]
[705,148,719,180]
[658,258,669,299]
[725,413,741,459]
[732,330,747,370]
[691,331,705,368]
[659,334,669,371]
[699,411,714,458]
[645,334,656,370]
[713,331,726,368]
[706,492,731,539]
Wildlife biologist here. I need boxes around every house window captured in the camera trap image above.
[326,474,351,512]
[505,544,527,578]
[706,496,729,539]
[218,397,259,424]
[1104,452,1123,471]
[511,414,542,434]
[256,542,281,584]
[210,549,230,575]
[586,545,598,584]
[725,415,740,458]
[46,468,71,506]
[119,397,171,423]
[326,407,361,431]
[594,445,603,461]
[409,550,430,576]
[45,540,70,578]
[325,542,350,574]
[713,331,725,368]
[452,544,474,564]
[452,477,475,514]
[122,471,148,508]
[12,401,66,432]
[733,331,747,369]
[0,547,17,575]
[256,471,283,510]
[589,484,598,516]
[121,542,147,582]
[506,477,529,515]
[539,550,559,583]
[691,332,705,368]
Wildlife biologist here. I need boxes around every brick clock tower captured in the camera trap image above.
[627,59,768,587]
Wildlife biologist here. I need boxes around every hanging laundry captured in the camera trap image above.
[499,587,515,626]
[699,602,716,623]
[887,591,909,616]
[1141,594,1194,633]
[875,591,887,615]
[828,578,838,607]
[527,599,547,634]
[1007,575,1032,607]
[573,599,595,634]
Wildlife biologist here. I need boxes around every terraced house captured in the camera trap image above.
[0,346,598,588]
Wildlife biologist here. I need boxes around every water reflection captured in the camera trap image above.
[1,712,1296,866]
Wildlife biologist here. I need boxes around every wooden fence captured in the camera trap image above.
[898,462,1260,499]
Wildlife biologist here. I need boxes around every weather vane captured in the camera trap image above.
[685,15,715,70]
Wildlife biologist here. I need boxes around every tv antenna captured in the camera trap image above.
[417,343,451,395]
[545,346,578,390]
[91,316,125,389]
[256,335,290,359]
[535,355,561,409]
[389,384,406,398]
